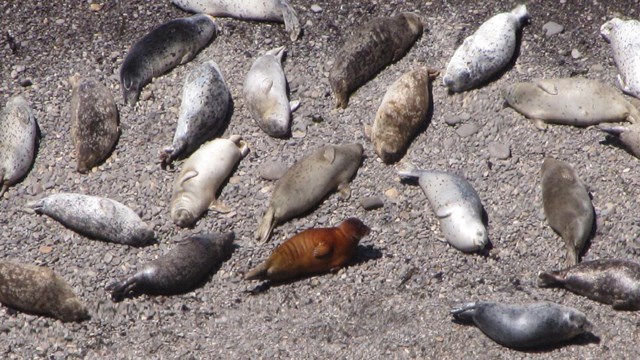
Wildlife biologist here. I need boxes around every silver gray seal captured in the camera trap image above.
[451,301,592,349]
[601,18,640,99]
[27,193,154,246]
[171,0,301,41]
[120,14,217,106]
[443,4,530,92]
[398,162,488,253]
[160,60,231,169]
[0,96,37,198]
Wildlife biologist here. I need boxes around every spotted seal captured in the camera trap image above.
[0,96,37,197]
[601,18,640,99]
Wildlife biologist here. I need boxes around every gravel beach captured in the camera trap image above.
[1,0,640,358]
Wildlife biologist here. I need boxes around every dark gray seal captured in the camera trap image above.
[106,232,234,301]
[329,12,423,109]
[0,260,89,322]
[120,14,217,106]
[70,75,120,173]
[27,193,154,246]
[538,259,640,310]
[451,301,592,349]
[541,157,594,266]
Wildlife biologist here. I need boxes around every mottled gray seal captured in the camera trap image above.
[27,193,154,246]
[451,301,592,349]
[160,60,231,169]
[171,0,301,41]
[538,259,640,310]
[601,18,640,99]
[256,143,363,243]
[69,76,120,173]
[541,157,594,266]
[120,14,217,106]
[329,12,423,109]
[371,68,438,163]
[245,218,370,281]
[0,261,89,322]
[503,78,640,129]
[598,123,640,158]
[106,232,234,301]
[0,96,37,197]
[170,136,249,227]
[443,4,530,92]
[244,46,299,138]
[398,162,488,253]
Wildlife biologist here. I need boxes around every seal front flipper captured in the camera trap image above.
[436,207,453,219]
[313,241,333,258]
[256,207,276,243]
[279,0,301,41]
[209,199,232,213]
[536,271,565,287]
[533,119,549,130]
[536,80,559,95]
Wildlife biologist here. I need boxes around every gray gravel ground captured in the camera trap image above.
[2,0,640,358]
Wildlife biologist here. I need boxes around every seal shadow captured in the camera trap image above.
[599,134,635,158]
[245,244,383,295]
[450,318,600,352]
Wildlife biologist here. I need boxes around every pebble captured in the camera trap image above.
[456,123,479,138]
[359,196,384,210]
[384,188,399,202]
[542,22,564,37]
[571,49,582,59]
[258,161,288,180]
[310,5,323,13]
[90,3,103,12]
[445,112,470,126]
[487,142,510,160]
[19,79,32,87]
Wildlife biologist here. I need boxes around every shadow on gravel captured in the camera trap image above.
[245,244,383,295]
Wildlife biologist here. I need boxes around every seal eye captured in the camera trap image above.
[123,77,133,90]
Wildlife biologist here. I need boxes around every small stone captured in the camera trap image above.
[590,64,604,72]
[456,123,479,138]
[571,49,582,59]
[55,19,65,25]
[258,161,288,180]
[487,142,511,160]
[359,196,384,210]
[90,3,103,11]
[39,245,53,254]
[310,5,323,13]
[542,22,564,37]
[19,79,32,87]
[384,188,399,201]
[311,114,324,123]
[140,90,153,101]
[445,112,470,126]
[10,70,18,79]
[291,130,306,138]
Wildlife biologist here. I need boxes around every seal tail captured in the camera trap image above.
[537,271,565,288]
[256,207,276,244]
[280,0,301,41]
[244,261,269,281]
[450,302,478,319]
[396,161,422,180]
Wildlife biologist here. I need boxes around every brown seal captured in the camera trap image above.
[245,218,370,281]
[0,260,89,322]
[329,12,423,109]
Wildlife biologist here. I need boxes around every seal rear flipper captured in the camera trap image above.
[280,0,301,41]
[313,241,333,258]
[244,262,269,280]
[450,302,478,319]
[0,180,8,198]
[536,271,564,288]
[256,207,276,243]
[337,183,351,200]
[105,273,144,302]
[612,298,636,311]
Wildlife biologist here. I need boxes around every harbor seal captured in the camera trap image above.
[120,14,217,106]
[598,123,640,158]
[171,0,301,41]
[503,78,640,130]
[70,76,120,173]
[0,260,89,322]
[244,46,299,138]
[541,157,594,266]
[451,301,592,349]
[538,259,640,310]
[601,18,640,99]
[329,12,423,109]
[245,218,370,281]
[0,96,37,198]
[256,143,363,243]
[160,60,231,168]
[371,68,439,163]
[106,232,234,301]
[27,193,154,246]
[443,4,530,92]
[397,162,488,253]
[170,136,249,227]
